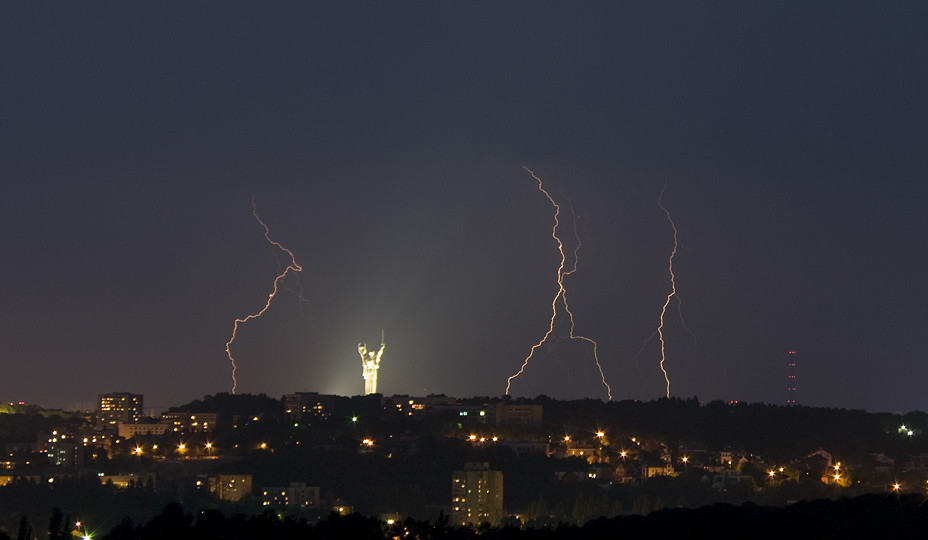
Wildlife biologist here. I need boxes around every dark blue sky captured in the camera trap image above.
[2,3,926,412]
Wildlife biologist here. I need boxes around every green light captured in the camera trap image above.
[351,416,358,423]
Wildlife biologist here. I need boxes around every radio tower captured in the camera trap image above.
[786,350,798,406]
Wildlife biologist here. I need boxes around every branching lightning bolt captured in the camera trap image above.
[225,197,303,394]
[505,166,612,401]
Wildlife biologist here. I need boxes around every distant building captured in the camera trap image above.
[386,395,428,418]
[501,440,547,455]
[451,462,503,527]
[260,482,320,509]
[99,472,156,489]
[427,403,493,424]
[37,429,109,463]
[160,412,217,433]
[212,474,253,502]
[641,464,675,481]
[455,405,493,424]
[36,429,85,467]
[283,392,342,421]
[565,445,599,463]
[97,393,143,428]
[494,402,542,428]
[43,443,84,468]
[118,423,168,438]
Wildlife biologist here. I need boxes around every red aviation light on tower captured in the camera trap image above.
[786,350,798,406]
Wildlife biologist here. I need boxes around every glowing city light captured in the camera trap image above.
[225,197,305,394]
[505,166,612,400]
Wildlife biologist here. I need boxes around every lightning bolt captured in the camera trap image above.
[629,186,696,399]
[656,183,679,398]
[505,166,612,401]
[225,197,303,394]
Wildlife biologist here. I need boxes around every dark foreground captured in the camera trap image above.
[28,493,923,540]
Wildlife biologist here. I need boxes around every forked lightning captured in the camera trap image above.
[506,166,612,401]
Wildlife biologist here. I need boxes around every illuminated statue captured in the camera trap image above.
[358,330,385,395]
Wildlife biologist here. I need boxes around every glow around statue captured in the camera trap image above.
[358,331,385,395]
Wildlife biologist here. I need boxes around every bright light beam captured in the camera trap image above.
[225,197,303,394]
[505,166,612,401]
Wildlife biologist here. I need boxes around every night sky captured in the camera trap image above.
[2,3,926,413]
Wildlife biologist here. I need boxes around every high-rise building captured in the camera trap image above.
[451,462,503,527]
[97,393,143,428]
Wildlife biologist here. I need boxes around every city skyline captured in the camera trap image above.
[2,3,927,413]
